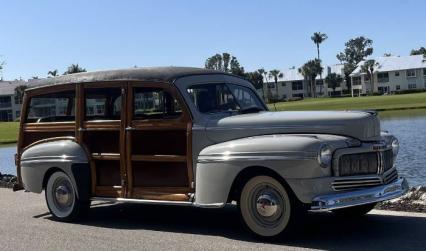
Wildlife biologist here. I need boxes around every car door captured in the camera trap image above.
[78,82,127,198]
[125,82,193,201]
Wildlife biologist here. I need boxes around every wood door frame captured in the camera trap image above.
[125,81,194,200]
[78,82,127,198]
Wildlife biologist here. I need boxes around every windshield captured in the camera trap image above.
[187,83,265,114]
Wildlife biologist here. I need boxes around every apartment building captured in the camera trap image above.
[261,64,347,101]
[350,55,426,94]
[0,80,29,121]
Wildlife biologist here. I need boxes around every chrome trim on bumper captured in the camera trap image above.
[310,177,409,211]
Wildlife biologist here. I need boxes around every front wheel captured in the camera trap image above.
[239,175,303,238]
[45,171,89,222]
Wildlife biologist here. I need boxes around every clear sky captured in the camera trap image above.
[0,0,425,80]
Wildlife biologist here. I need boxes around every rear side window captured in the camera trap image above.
[133,87,182,120]
[85,88,122,121]
[26,90,75,123]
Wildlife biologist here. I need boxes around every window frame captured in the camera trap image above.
[377,72,389,83]
[406,69,416,78]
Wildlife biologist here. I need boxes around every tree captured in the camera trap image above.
[337,36,373,96]
[410,47,426,56]
[64,64,87,75]
[257,68,267,101]
[14,85,27,105]
[205,52,245,76]
[298,59,323,98]
[268,69,283,101]
[325,73,343,94]
[311,32,328,61]
[245,71,264,90]
[361,59,376,93]
[48,69,59,78]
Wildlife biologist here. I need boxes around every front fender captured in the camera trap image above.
[20,139,89,198]
[194,134,349,206]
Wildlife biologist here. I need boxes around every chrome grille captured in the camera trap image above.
[339,152,378,176]
[384,169,398,184]
[338,150,394,176]
[332,177,382,191]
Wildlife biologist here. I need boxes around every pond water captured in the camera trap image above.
[1,109,425,186]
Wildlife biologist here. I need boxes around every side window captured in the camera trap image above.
[26,90,75,123]
[133,87,182,120]
[85,88,122,121]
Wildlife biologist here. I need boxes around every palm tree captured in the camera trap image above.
[298,59,323,98]
[257,68,267,101]
[311,32,328,89]
[14,85,28,105]
[63,64,87,75]
[48,69,59,78]
[268,69,283,102]
[325,73,343,95]
[361,59,376,94]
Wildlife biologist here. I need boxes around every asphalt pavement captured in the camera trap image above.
[0,188,425,250]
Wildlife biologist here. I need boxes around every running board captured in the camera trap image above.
[91,197,193,206]
[91,196,225,208]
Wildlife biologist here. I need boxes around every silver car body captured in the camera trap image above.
[20,72,409,210]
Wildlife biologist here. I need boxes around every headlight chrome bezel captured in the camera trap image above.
[318,144,333,168]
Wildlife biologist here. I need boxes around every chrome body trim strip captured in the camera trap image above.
[198,150,318,163]
[91,197,225,208]
[310,177,409,211]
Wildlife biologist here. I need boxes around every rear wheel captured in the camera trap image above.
[239,175,303,238]
[45,171,90,221]
[333,203,376,217]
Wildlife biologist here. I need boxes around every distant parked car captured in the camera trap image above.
[16,67,408,238]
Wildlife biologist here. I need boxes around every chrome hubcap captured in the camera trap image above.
[256,194,279,217]
[55,185,71,206]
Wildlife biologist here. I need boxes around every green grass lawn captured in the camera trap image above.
[0,122,19,144]
[268,92,426,111]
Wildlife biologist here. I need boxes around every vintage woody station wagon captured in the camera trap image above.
[16,67,408,238]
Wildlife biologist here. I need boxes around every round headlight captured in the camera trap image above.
[391,138,399,156]
[318,144,332,168]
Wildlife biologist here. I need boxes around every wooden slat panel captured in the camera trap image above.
[131,155,186,162]
[91,153,121,160]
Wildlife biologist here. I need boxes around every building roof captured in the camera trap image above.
[28,67,228,90]
[0,80,29,96]
[264,64,344,82]
[351,55,426,76]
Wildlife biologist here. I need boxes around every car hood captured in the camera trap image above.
[205,111,381,142]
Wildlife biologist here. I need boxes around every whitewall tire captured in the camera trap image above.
[239,175,299,238]
[45,171,89,221]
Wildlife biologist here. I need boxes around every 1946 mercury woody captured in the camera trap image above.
[16,67,408,238]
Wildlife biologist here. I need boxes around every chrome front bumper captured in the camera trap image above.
[310,177,409,211]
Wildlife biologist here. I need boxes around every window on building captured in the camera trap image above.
[281,82,286,87]
[316,80,324,86]
[395,71,400,77]
[15,111,20,119]
[423,68,426,76]
[133,87,182,119]
[408,84,417,89]
[26,90,75,123]
[291,81,303,91]
[377,72,389,83]
[352,77,361,86]
[267,82,275,89]
[364,75,370,82]
[406,69,416,78]
[85,88,121,121]
[0,110,13,122]
[396,85,400,90]
[0,96,12,109]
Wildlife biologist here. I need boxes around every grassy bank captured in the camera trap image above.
[0,122,19,144]
[268,92,426,111]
